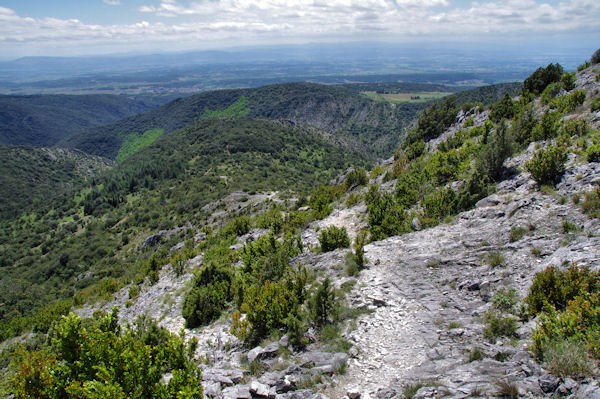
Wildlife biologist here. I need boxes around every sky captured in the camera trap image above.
[0,0,598,60]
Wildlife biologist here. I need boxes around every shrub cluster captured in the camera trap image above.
[318,225,350,252]
[525,144,568,186]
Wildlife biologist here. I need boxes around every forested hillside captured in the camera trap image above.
[59,83,444,161]
[0,146,113,218]
[0,94,173,146]
[0,117,367,343]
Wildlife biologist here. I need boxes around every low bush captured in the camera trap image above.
[509,226,526,242]
[525,144,568,186]
[591,97,600,113]
[587,144,600,163]
[483,310,518,339]
[543,339,592,377]
[318,225,350,252]
[345,168,368,190]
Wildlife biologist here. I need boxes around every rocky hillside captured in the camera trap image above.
[4,54,600,398]
[52,60,600,399]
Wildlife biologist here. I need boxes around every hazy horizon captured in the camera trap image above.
[1,1,598,60]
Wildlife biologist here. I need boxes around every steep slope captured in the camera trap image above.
[56,60,600,399]
[0,117,367,341]
[0,94,172,146]
[0,146,114,218]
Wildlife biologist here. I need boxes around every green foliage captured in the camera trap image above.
[10,310,202,398]
[404,97,458,145]
[526,265,600,316]
[489,93,516,123]
[562,118,589,138]
[522,63,564,95]
[318,226,350,252]
[201,96,250,119]
[116,129,164,163]
[486,252,505,268]
[477,122,514,181]
[587,144,600,163]
[483,310,518,339]
[511,103,538,146]
[309,184,344,219]
[591,97,600,113]
[542,339,592,377]
[469,347,485,362]
[562,72,576,91]
[236,270,306,345]
[541,82,562,105]
[366,185,411,241]
[509,226,526,242]
[309,277,338,327]
[222,215,251,237]
[550,90,586,113]
[525,144,568,186]
[182,263,233,328]
[531,111,560,142]
[492,288,519,313]
[344,167,368,190]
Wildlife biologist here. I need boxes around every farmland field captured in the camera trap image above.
[362,91,452,103]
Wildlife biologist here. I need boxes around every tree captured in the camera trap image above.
[477,122,514,181]
[523,63,564,95]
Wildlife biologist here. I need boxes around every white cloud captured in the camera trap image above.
[0,1,598,57]
[102,0,121,5]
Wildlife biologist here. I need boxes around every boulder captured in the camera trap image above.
[249,381,272,398]
[203,381,222,398]
[538,374,559,393]
[142,234,161,248]
[222,385,252,399]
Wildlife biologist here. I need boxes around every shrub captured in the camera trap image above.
[318,225,350,252]
[404,97,459,144]
[551,89,586,113]
[525,144,568,186]
[591,97,600,113]
[495,380,519,399]
[309,185,343,219]
[530,111,559,141]
[469,347,485,362]
[523,63,564,95]
[345,168,368,190]
[492,288,519,313]
[512,103,538,145]
[483,310,518,339]
[486,252,505,268]
[182,264,233,328]
[222,215,251,237]
[562,72,576,91]
[477,122,514,181]
[11,311,202,398]
[592,48,600,64]
[543,339,592,377]
[587,144,600,163]
[541,82,562,105]
[309,277,338,327]
[490,93,516,123]
[561,118,588,137]
[526,265,600,316]
[509,226,526,242]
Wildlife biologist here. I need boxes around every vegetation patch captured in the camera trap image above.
[116,128,164,163]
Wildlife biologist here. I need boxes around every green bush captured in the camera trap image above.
[489,93,516,123]
[522,63,564,95]
[367,186,411,241]
[309,277,338,327]
[588,144,600,163]
[591,97,600,113]
[309,185,343,219]
[492,288,519,313]
[541,82,562,105]
[477,122,514,181]
[509,226,526,242]
[550,90,586,113]
[511,103,538,145]
[530,111,559,141]
[525,144,568,186]
[526,265,600,316]
[486,251,505,268]
[561,118,588,137]
[182,264,233,328]
[561,72,576,91]
[318,225,350,252]
[483,310,518,339]
[11,310,202,398]
[345,168,368,190]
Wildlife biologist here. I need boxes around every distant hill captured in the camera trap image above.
[0,94,174,146]
[0,146,114,218]
[59,82,440,161]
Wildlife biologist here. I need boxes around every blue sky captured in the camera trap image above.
[0,0,598,59]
